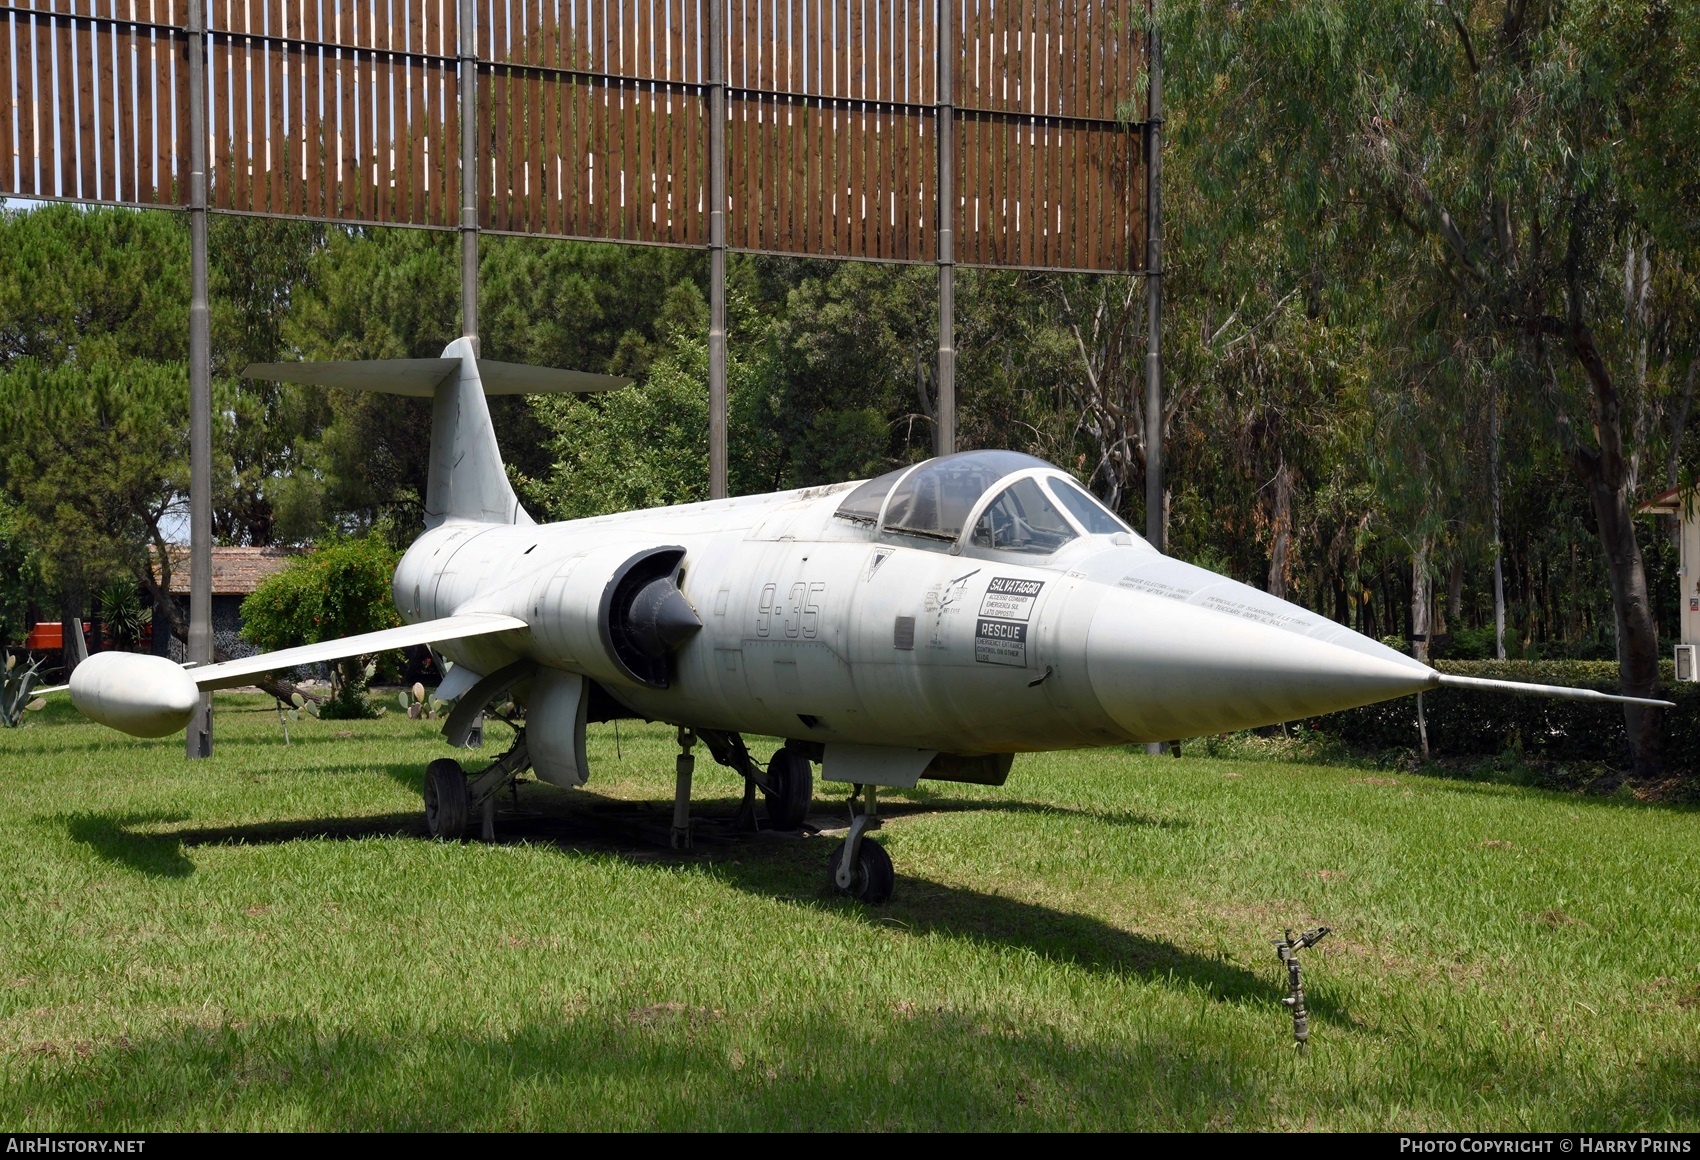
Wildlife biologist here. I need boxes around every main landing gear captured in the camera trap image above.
[419,725,896,903]
[422,730,531,842]
[692,729,816,840]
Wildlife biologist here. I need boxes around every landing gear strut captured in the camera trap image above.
[829,784,894,904]
[695,729,816,833]
[421,730,531,841]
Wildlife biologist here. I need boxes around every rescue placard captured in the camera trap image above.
[975,617,1029,666]
[979,577,1044,622]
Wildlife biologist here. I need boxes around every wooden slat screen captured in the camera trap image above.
[479,0,704,244]
[205,0,458,225]
[1,0,1147,270]
[0,0,192,206]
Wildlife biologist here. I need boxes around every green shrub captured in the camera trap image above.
[240,534,401,718]
[1307,660,1700,775]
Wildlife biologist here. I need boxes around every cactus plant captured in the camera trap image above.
[401,681,448,720]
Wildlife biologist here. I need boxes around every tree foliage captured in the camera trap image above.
[240,534,401,716]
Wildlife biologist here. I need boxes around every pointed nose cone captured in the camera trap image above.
[1086,590,1436,742]
[628,578,703,658]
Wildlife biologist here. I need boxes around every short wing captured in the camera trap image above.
[188,613,529,691]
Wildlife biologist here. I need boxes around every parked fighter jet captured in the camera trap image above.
[66,339,1672,902]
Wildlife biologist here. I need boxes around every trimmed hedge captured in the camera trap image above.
[1308,660,1700,774]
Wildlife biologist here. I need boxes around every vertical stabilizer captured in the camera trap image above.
[242,346,628,529]
[425,338,533,528]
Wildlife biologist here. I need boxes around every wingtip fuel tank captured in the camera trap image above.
[69,652,201,739]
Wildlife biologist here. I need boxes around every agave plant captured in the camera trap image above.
[1,652,49,727]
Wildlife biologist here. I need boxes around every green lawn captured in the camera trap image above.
[0,695,1695,1130]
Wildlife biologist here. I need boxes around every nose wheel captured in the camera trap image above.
[829,784,894,904]
[829,831,894,904]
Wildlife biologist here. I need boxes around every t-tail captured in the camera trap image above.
[245,339,629,527]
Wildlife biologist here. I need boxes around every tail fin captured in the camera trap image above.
[244,341,629,527]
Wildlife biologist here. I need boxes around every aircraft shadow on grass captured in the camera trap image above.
[58,776,1311,1019]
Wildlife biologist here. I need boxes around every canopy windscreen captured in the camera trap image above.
[970,478,1080,555]
[834,466,909,524]
[1046,477,1133,534]
[881,451,1052,540]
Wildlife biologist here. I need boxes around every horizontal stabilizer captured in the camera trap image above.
[1436,673,1675,709]
[189,613,529,691]
[243,359,630,397]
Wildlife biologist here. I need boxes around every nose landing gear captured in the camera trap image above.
[829,784,894,904]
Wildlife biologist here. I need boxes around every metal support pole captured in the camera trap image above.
[935,0,956,457]
[1141,19,1165,760]
[185,0,212,759]
[1143,21,1164,554]
[459,0,479,349]
[707,0,729,498]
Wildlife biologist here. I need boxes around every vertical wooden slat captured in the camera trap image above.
[1050,0,1064,264]
[28,9,51,196]
[47,6,68,197]
[359,0,376,220]
[672,0,685,239]
[807,0,821,253]
[306,0,325,217]
[135,15,158,202]
[398,0,412,223]
[440,11,457,226]
[338,4,357,217]
[667,0,681,239]
[622,0,636,238]
[900,2,914,259]
[545,3,561,235]
[172,1,190,200]
[4,10,24,194]
[528,13,543,232]
[1045,0,1060,266]
[918,0,931,258]
[1066,7,1081,265]
[642,1,656,241]
[284,0,301,217]
[268,5,286,213]
[734,0,748,248]
[337,0,352,216]
[489,8,507,228]
[369,0,387,221]
[595,0,609,237]
[108,14,130,202]
[72,5,94,199]
[591,1,604,239]
[204,6,225,206]
[237,2,256,209]
[637,73,649,243]
[95,1,114,199]
[873,0,885,260]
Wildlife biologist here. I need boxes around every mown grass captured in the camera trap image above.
[0,694,1696,1130]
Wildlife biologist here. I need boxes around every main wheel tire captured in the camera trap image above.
[424,758,469,840]
[763,747,814,831]
[829,835,895,904]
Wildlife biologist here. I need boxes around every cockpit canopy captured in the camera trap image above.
[833,450,1134,554]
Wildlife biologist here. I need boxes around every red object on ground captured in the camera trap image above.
[24,622,63,650]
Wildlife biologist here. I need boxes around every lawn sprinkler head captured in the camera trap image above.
[1273,926,1331,1047]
